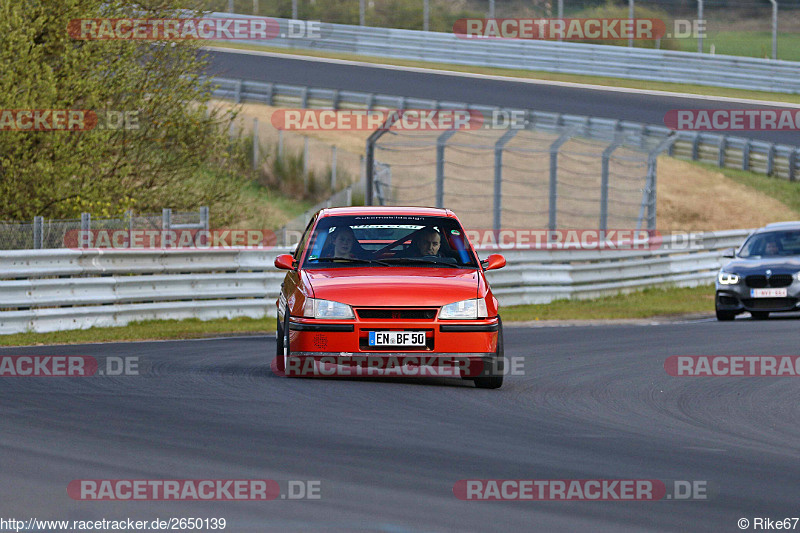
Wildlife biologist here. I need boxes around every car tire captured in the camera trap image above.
[715,308,736,321]
[751,311,770,320]
[276,305,291,374]
[473,317,504,390]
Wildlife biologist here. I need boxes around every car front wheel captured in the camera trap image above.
[276,306,291,373]
[473,317,504,390]
[715,307,736,321]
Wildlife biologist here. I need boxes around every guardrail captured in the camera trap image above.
[211,13,800,94]
[0,230,750,334]
[211,77,799,181]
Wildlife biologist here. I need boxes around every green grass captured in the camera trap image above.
[690,161,800,214]
[502,285,716,322]
[0,317,275,347]
[206,42,800,104]
[676,32,800,62]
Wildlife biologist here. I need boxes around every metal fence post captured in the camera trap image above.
[80,212,91,248]
[494,129,518,234]
[640,135,676,231]
[253,117,259,169]
[228,0,233,13]
[628,0,634,48]
[769,0,778,59]
[266,83,274,106]
[423,0,429,32]
[359,0,365,26]
[126,209,134,248]
[718,136,727,167]
[331,146,337,190]
[697,0,704,53]
[789,149,797,182]
[436,129,458,209]
[278,129,283,157]
[235,79,242,104]
[742,140,751,170]
[162,208,171,248]
[767,144,776,175]
[200,206,209,231]
[292,0,298,19]
[253,0,259,14]
[548,126,578,231]
[600,135,625,232]
[691,132,701,160]
[303,137,309,192]
[33,216,43,249]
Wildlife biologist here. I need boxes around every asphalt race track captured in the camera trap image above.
[2,318,800,532]
[204,49,800,147]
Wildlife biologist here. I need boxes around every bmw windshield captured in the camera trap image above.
[739,230,800,258]
[302,215,479,268]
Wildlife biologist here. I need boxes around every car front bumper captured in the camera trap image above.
[716,283,800,314]
[284,316,500,378]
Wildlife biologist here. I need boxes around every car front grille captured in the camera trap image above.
[742,297,798,310]
[745,274,794,288]
[356,308,438,320]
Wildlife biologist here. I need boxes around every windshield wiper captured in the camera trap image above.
[312,256,392,266]
[379,257,466,268]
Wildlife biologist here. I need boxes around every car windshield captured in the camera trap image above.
[739,230,800,258]
[302,215,478,268]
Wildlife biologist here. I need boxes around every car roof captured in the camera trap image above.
[318,206,455,218]
[759,221,800,231]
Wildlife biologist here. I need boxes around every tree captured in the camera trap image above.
[0,0,238,220]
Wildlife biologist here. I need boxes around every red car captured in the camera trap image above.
[273,206,507,388]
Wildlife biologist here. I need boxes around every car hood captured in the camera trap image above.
[303,267,479,307]
[722,257,800,274]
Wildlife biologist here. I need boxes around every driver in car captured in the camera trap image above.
[412,227,442,257]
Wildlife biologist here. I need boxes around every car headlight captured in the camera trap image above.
[718,271,740,285]
[439,298,488,320]
[302,298,354,319]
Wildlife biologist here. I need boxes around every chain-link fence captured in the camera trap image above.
[0,208,209,250]
[229,111,363,199]
[366,121,673,232]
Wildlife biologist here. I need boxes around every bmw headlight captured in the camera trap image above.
[718,271,740,285]
[439,298,488,320]
[302,298,354,319]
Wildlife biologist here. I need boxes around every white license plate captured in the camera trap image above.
[369,331,426,346]
[750,288,787,298]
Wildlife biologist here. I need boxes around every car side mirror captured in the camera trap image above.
[274,254,296,270]
[481,254,506,271]
[721,248,736,258]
